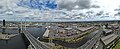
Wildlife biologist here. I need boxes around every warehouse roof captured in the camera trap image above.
[101,34,118,45]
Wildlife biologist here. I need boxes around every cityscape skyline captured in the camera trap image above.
[0,0,120,49]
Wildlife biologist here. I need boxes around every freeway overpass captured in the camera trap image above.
[78,26,103,49]
[0,26,50,49]
[23,29,49,49]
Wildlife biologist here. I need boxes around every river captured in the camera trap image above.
[0,27,46,49]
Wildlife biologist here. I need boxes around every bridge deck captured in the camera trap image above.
[23,30,49,49]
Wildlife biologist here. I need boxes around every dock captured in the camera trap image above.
[0,34,18,40]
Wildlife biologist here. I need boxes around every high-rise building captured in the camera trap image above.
[3,19,5,26]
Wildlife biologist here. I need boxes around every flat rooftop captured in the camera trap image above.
[101,34,118,45]
[103,29,112,33]
[43,29,50,37]
[77,26,94,32]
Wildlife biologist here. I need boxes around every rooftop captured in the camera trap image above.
[101,34,118,45]
[77,26,94,32]
[103,29,112,33]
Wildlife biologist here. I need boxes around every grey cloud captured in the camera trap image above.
[77,0,90,9]
[58,0,91,10]
[91,5,100,8]
[0,6,3,9]
[58,1,75,10]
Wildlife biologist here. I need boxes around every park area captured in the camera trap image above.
[113,40,120,49]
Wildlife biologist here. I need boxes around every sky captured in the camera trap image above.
[0,0,120,21]
[95,0,120,14]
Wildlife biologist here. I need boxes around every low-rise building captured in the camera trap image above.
[100,34,119,49]
[103,29,113,36]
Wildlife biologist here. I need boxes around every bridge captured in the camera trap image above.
[0,25,50,49]
[0,19,50,49]
[23,29,50,49]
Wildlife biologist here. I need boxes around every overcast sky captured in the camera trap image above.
[0,0,120,11]
[56,0,90,10]
[57,0,120,11]
[0,0,120,21]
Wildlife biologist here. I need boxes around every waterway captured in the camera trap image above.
[0,27,46,49]
[53,30,99,48]
[0,27,99,49]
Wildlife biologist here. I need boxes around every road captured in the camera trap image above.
[78,27,103,49]
[23,30,49,49]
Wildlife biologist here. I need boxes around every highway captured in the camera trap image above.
[23,29,49,49]
[85,29,102,49]
[78,27,103,49]
[97,41,103,49]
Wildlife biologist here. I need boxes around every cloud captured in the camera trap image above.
[0,0,91,10]
[0,0,120,21]
[77,0,90,9]
[91,5,100,8]
[57,0,91,10]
